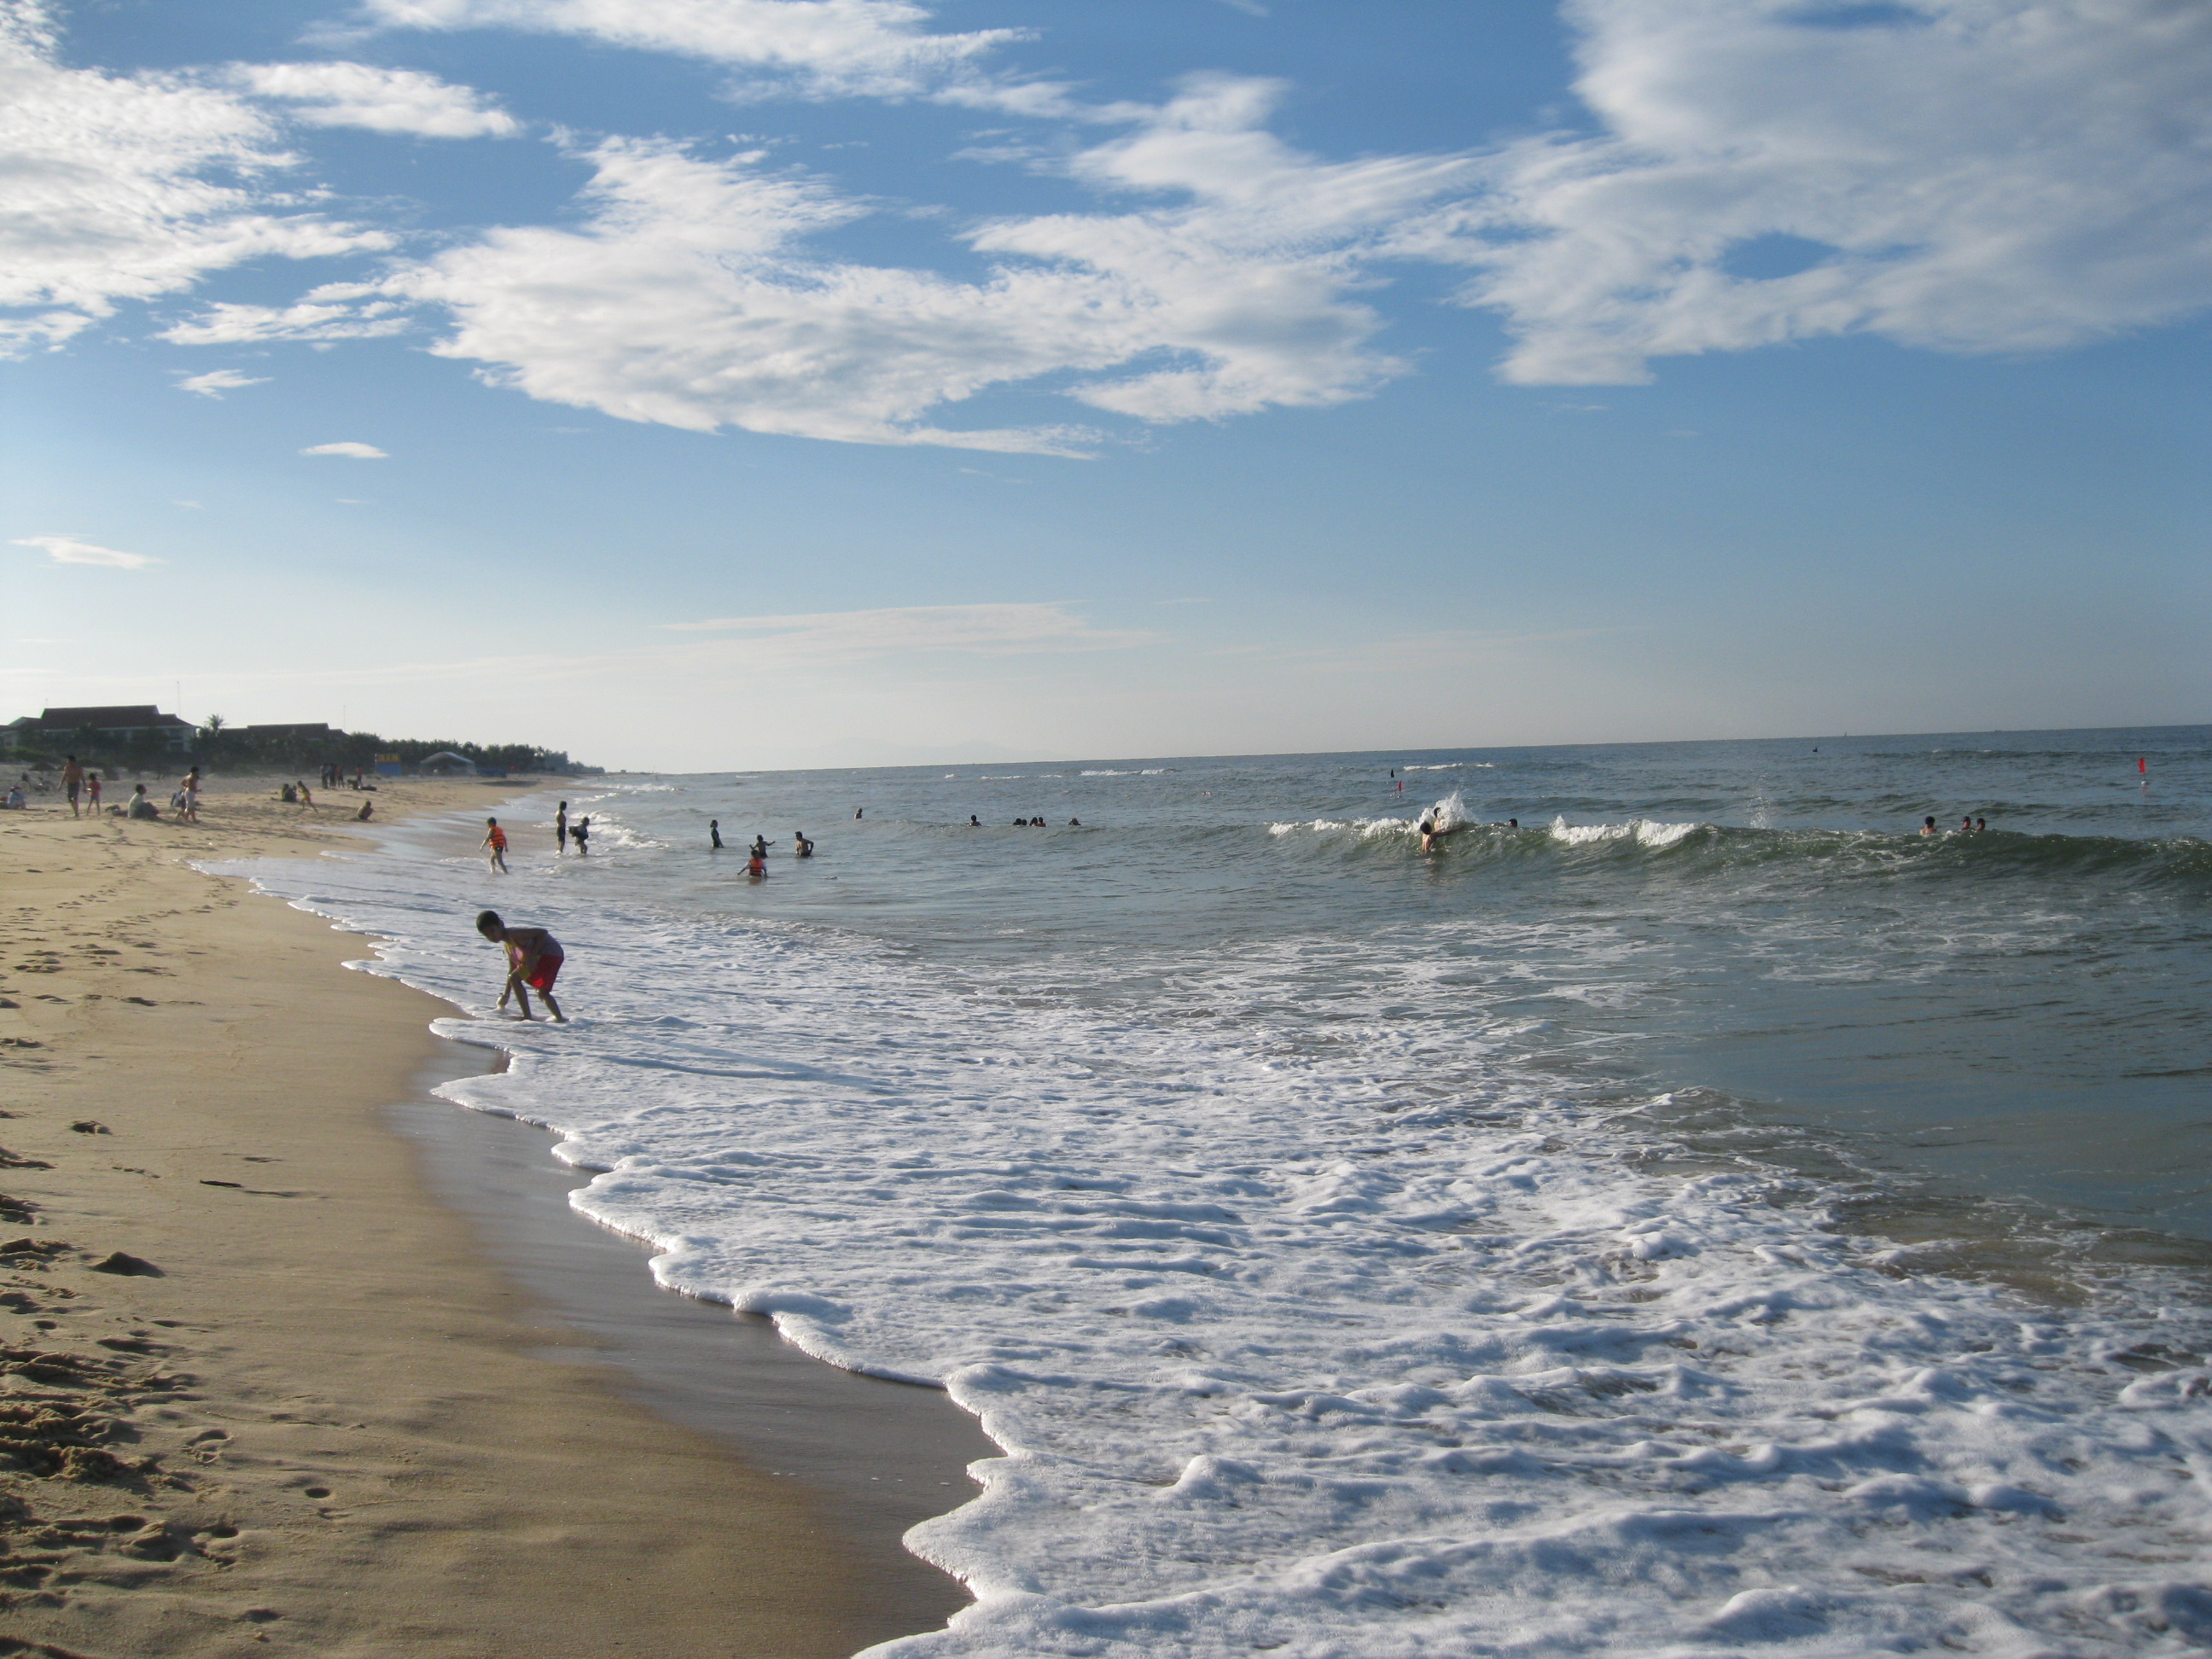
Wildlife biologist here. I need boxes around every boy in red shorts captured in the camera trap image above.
[476,910,565,1022]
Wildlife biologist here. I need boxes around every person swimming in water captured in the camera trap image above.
[1418,814,1441,854]
[1921,816,1939,835]
[969,815,981,827]
[793,830,813,858]
[747,849,767,878]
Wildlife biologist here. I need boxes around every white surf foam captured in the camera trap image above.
[214,809,2212,1659]
[1550,817,1699,850]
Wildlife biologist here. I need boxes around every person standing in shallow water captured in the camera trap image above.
[709,819,723,850]
[570,817,590,855]
[483,817,509,872]
[556,800,568,853]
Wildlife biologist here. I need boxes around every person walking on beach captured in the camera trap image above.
[61,754,83,818]
[556,801,568,853]
[477,911,565,1022]
[85,771,102,813]
[483,817,509,872]
[295,778,317,812]
[178,768,202,823]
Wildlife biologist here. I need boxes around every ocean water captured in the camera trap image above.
[224,725,2212,1657]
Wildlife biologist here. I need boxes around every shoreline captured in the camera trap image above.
[387,1037,991,1648]
[0,779,979,1656]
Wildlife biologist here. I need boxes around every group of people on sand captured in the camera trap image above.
[707,820,813,877]
[1922,815,1991,835]
[15,755,382,824]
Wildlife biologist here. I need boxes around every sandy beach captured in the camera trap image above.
[0,777,940,1658]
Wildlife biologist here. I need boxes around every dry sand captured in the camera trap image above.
[0,777,925,1658]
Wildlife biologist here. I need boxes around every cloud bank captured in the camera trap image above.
[300,440,389,457]
[172,82,1476,451]
[1417,0,2212,382]
[13,0,2212,434]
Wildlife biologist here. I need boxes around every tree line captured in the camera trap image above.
[6,719,597,777]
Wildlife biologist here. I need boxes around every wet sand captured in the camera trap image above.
[0,777,984,1657]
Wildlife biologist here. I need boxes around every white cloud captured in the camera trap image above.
[1410,0,2212,383]
[177,367,270,397]
[160,286,413,346]
[0,0,388,352]
[14,534,159,569]
[207,86,1471,451]
[660,602,1153,662]
[301,440,388,457]
[356,0,1051,108]
[229,61,518,137]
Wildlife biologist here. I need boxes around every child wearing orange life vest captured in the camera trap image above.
[483,817,509,873]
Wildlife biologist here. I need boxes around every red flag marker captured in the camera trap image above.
[2140,757,2149,774]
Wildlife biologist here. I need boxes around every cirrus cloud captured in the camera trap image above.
[660,601,1155,662]
[176,367,268,396]
[166,83,1476,452]
[0,0,388,353]
[227,61,518,138]
[13,534,160,569]
[354,0,1055,109]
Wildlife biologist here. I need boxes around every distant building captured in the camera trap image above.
[236,722,337,743]
[416,750,479,775]
[5,705,195,753]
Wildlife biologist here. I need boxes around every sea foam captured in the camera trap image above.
[217,798,2212,1659]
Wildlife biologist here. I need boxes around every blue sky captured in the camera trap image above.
[3,0,2206,770]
